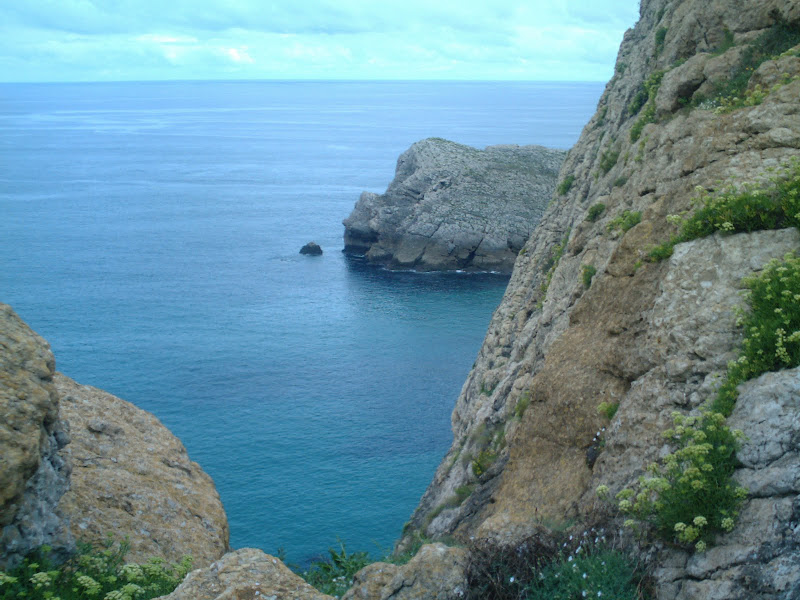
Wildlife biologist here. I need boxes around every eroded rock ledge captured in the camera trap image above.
[343,138,565,272]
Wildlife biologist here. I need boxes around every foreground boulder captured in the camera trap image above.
[0,304,73,568]
[56,373,229,567]
[343,543,468,600]
[343,138,565,272]
[156,548,333,600]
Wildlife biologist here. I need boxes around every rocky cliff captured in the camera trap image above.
[0,304,73,569]
[398,0,800,598]
[0,305,229,569]
[56,373,230,567]
[343,138,565,272]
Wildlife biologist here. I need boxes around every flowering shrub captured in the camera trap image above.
[614,411,746,551]
[648,159,800,261]
[465,529,649,600]
[0,540,191,600]
[612,252,800,551]
[714,252,800,414]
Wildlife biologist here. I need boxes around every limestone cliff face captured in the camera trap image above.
[0,305,229,569]
[0,304,73,568]
[343,138,565,272]
[402,1,800,598]
[56,374,230,567]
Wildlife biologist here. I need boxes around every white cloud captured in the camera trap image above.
[0,0,641,81]
[225,47,254,63]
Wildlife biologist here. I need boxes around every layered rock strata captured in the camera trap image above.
[343,138,565,272]
[399,1,800,598]
[0,304,73,569]
[56,373,230,567]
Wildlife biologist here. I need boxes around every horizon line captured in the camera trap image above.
[0,77,609,85]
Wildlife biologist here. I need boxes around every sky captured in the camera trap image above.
[0,1,641,82]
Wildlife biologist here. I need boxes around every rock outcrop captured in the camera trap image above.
[0,305,229,570]
[397,1,800,598]
[56,373,229,567]
[300,242,323,255]
[343,138,565,272]
[343,544,468,600]
[156,548,333,600]
[0,304,73,569]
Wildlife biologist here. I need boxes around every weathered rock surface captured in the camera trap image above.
[56,373,229,567]
[343,138,565,272]
[399,1,800,598]
[0,304,72,568]
[300,242,323,256]
[156,548,333,600]
[343,544,468,600]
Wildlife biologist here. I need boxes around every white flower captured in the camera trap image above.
[509,576,515,583]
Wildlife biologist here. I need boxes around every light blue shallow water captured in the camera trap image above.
[0,80,602,563]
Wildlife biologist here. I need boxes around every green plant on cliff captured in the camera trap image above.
[301,541,371,598]
[557,174,576,195]
[538,230,571,306]
[0,539,191,600]
[607,210,642,233]
[697,16,800,112]
[598,147,620,175]
[582,264,597,288]
[465,531,650,600]
[586,203,606,222]
[648,159,800,261]
[629,70,666,142]
[612,252,800,551]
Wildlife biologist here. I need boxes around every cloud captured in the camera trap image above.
[0,0,641,81]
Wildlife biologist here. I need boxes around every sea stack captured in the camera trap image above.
[343,137,565,272]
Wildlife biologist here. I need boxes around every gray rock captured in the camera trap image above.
[343,544,468,600]
[300,242,323,256]
[343,138,565,272]
[399,2,800,599]
[155,548,332,600]
[0,304,73,569]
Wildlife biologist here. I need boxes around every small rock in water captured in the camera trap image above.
[299,241,322,255]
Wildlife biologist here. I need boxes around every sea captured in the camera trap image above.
[0,80,603,564]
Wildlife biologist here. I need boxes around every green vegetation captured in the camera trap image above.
[586,203,606,222]
[599,147,620,174]
[472,427,506,478]
[648,160,800,261]
[466,531,650,600]
[0,539,191,600]
[713,27,736,56]
[301,542,371,598]
[607,210,642,233]
[514,392,531,419]
[629,70,666,142]
[557,174,576,195]
[614,175,629,188]
[697,16,800,113]
[612,248,800,552]
[597,401,619,420]
[582,264,597,288]
[714,253,800,414]
[538,230,571,305]
[654,27,668,56]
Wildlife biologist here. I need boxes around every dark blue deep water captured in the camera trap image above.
[0,80,602,562]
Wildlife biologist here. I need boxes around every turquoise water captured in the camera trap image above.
[0,80,602,562]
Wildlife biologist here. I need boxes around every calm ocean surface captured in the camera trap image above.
[0,80,602,563]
